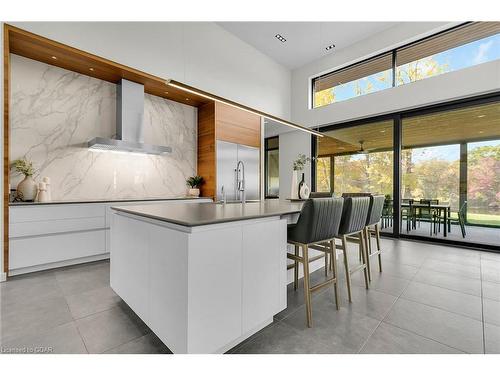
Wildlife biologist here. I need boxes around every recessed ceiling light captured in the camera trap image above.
[325,44,336,51]
[89,67,94,71]
[477,115,486,118]
[479,130,484,134]
[275,34,287,43]
[380,130,386,133]
[51,56,57,60]
[165,91,169,94]
[185,98,189,101]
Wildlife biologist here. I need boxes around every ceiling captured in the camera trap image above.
[217,22,399,69]
[318,102,500,157]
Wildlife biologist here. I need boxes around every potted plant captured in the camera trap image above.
[186,175,204,197]
[11,158,37,201]
[291,154,311,199]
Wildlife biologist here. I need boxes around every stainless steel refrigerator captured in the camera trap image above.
[216,140,260,202]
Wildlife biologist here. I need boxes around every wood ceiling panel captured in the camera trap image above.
[318,102,500,157]
[7,24,210,107]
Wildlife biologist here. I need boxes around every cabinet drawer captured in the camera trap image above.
[10,216,106,238]
[10,204,106,223]
[9,229,107,271]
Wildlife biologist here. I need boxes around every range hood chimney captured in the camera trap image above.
[88,79,172,155]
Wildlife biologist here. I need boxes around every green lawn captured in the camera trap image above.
[466,213,500,226]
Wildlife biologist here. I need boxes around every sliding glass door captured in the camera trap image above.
[315,120,394,233]
[401,101,500,246]
[313,94,500,249]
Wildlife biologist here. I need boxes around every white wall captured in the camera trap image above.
[291,21,500,127]
[11,22,291,120]
[279,130,312,201]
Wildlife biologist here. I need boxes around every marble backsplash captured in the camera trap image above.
[10,55,197,201]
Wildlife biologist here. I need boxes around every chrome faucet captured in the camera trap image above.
[236,160,246,203]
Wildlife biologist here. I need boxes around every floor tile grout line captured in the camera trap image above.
[396,252,487,323]
[357,253,422,354]
[418,268,481,281]
[397,295,483,323]
[409,278,482,299]
[380,320,468,354]
[480,254,486,354]
[58,281,90,354]
[101,333,148,354]
[379,254,472,354]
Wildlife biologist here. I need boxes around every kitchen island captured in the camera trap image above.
[109,200,303,354]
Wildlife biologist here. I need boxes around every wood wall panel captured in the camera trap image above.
[197,102,217,199]
[216,102,261,148]
[7,24,210,108]
[3,24,10,274]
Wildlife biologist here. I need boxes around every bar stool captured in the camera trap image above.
[287,197,344,327]
[341,192,371,264]
[364,195,385,281]
[336,196,371,302]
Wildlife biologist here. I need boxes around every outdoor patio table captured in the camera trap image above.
[401,202,451,237]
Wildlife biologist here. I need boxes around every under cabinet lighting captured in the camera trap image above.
[166,81,324,137]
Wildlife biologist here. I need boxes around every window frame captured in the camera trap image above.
[310,22,500,109]
[264,136,279,199]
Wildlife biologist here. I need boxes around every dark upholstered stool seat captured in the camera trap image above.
[287,197,344,327]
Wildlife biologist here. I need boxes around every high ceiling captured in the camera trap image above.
[217,22,399,69]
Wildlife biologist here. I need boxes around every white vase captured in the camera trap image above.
[37,182,49,203]
[42,177,52,201]
[299,181,311,199]
[17,175,37,201]
[290,170,299,199]
[188,188,200,197]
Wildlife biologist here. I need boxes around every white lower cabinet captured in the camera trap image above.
[9,199,211,275]
[110,212,287,354]
[10,230,107,271]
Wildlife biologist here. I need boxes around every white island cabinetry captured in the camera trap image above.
[110,201,296,353]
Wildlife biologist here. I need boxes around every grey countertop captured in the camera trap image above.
[9,196,207,206]
[111,200,304,227]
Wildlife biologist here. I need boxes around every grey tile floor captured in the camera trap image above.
[381,221,500,247]
[1,238,499,354]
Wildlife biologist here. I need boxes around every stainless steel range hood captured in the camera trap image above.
[88,79,172,155]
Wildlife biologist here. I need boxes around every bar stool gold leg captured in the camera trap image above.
[360,231,369,289]
[364,227,372,282]
[330,239,340,310]
[302,244,313,327]
[341,235,352,303]
[324,249,328,276]
[293,245,299,290]
[375,223,382,273]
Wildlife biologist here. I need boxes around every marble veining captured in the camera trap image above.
[10,55,197,201]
